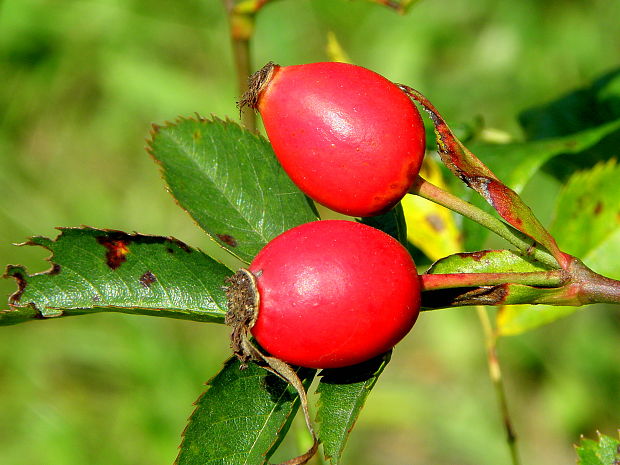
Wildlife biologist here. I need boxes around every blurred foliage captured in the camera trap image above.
[1,1,620,465]
[575,431,620,465]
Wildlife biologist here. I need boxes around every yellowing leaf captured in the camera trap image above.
[326,31,351,64]
[403,157,462,261]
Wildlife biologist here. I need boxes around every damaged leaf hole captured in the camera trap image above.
[7,268,27,305]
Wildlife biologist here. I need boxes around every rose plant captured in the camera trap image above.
[2,1,620,464]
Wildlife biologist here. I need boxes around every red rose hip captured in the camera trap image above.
[226,220,421,369]
[241,62,426,217]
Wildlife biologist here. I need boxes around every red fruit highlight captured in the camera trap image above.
[228,220,421,369]
[243,62,426,217]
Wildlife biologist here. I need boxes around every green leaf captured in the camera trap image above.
[519,67,620,181]
[550,159,620,260]
[462,119,620,251]
[575,431,620,465]
[316,353,390,465]
[427,249,550,275]
[358,202,408,246]
[363,0,419,14]
[470,120,620,195]
[148,116,318,264]
[498,160,620,335]
[520,67,620,140]
[1,227,231,325]
[176,357,315,465]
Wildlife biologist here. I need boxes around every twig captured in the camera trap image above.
[476,307,521,465]
[222,0,257,132]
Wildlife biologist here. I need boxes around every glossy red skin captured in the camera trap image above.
[258,62,426,217]
[249,220,421,369]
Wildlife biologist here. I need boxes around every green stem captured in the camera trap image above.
[409,176,558,268]
[223,1,257,132]
[476,307,521,465]
[421,270,565,291]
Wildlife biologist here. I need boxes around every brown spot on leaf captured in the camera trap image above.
[50,263,61,275]
[425,214,445,232]
[193,129,202,141]
[594,201,603,215]
[469,251,487,262]
[171,238,192,253]
[97,236,130,269]
[140,271,157,288]
[217,234,238,247]
[166,247,174,254]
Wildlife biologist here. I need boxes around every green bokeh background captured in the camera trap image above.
[1,1,619,464]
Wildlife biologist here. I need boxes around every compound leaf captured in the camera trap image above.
[176,357,315,465]
[2,227,231,325]
[148,116,318,264]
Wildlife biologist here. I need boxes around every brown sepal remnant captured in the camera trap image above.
[225,270,320,465]
[225,269,260,368]
[237,61,279,111]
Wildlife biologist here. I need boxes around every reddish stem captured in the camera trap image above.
[555,256,620,305]
[422,270,566,291]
